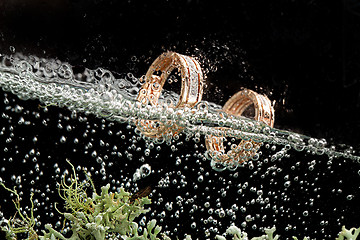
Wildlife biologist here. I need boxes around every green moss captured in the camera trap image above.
[0,160,359,240]
[0,160,162,240]
[0,182,38,239]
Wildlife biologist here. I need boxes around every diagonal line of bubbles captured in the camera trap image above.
[0,53,359,172]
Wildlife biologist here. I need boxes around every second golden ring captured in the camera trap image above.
[205,89,275,165]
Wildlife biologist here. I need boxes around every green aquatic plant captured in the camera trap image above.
[0,160,359,239]
[0,160,165,240]
[0,182,38,240]
[335,226,360,240]
[215,225,360,240]
[215,225,279,240]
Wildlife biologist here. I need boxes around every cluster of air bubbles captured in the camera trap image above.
[133,163,152,181]
[0,53,359,170]
[0,52,359,240]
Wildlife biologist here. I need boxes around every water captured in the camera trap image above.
[0,53,359,239]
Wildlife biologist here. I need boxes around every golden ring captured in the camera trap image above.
[205,89,274,165]
[136,51,204,139]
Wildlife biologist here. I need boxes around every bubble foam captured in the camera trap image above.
[0,53,359,171]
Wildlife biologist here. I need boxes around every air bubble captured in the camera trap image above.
[60,136,67,143]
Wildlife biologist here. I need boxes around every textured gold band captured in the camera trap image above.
[205,89,275,165]
[136,51,204,139]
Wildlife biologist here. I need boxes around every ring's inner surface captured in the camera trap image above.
[241,103,255,119]
[227,96,256,120]
[158,69,181,107]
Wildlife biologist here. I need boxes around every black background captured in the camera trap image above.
[1,0,360,239]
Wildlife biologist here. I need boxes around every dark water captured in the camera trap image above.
[0,1,360,239]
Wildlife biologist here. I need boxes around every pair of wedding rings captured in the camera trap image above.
[136,51,274,165]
